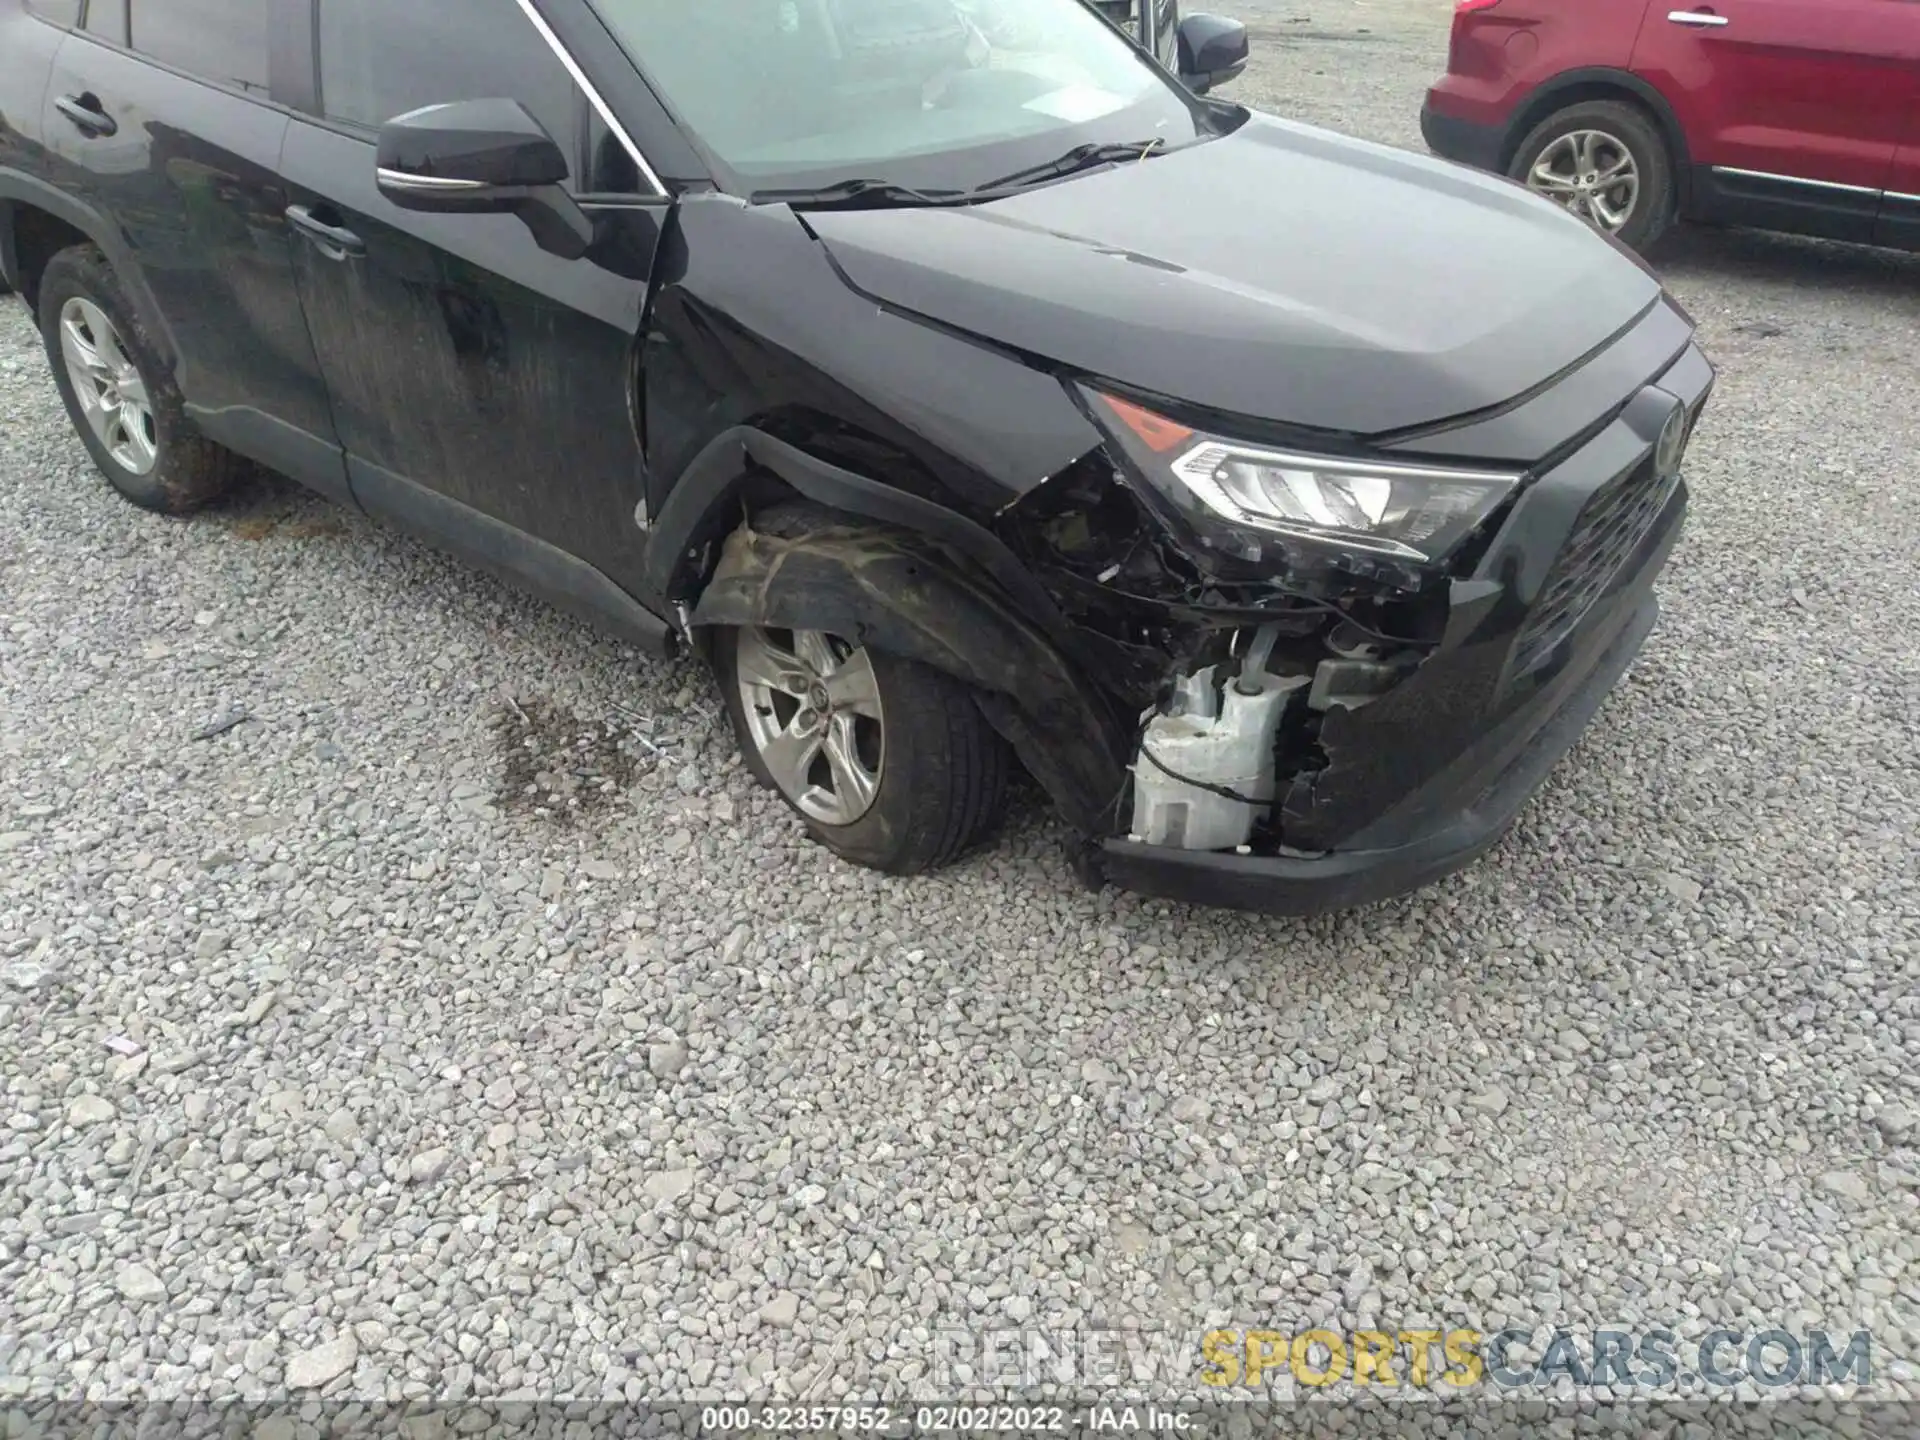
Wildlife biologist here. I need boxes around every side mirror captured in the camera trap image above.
[375,98,594,260]
[1177,14,1250,94]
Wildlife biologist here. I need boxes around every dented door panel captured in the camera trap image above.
[279,118,663,596]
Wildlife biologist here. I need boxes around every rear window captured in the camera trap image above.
[84,0,128,45]
[28,0,85,26]
[128,0,270,93]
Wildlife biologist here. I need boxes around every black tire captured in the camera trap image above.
[37,244,246,514]
[715,624,1011,876]
[1507,99,1675,252]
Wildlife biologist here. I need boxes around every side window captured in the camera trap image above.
[585,112,645,196]
[27,0,84,26]
[84,0,128,44]
[127,0,270,93]
[317,0,590,184]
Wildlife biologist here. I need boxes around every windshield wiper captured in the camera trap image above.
[749,178,972,210]
[973,138,1169,195]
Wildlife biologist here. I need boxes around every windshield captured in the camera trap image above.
[584,0,1210,195]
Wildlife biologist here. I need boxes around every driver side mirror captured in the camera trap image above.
[375,98,595,260]
[1177,14,1250,94]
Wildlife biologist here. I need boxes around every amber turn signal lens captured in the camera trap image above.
[1098,393,1194,454]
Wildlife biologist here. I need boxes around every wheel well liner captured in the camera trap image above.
[1503,70,1694,208]
[688,516,1131,834]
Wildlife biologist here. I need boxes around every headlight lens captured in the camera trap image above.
[1169,441,1518,562]
[1090,391,1522,569]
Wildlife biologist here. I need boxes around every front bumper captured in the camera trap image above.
[1101,564,1670,914]
[1097,335,1713,915]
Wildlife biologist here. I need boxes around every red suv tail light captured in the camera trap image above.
[1448,0,1504,69]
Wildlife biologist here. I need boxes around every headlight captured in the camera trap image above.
[1088,390,1523,573]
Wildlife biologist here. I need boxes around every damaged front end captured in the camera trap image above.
[998,436,1458,861]
[996,369,1700,912]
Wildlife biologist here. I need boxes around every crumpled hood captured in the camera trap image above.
[803,112,1664,437]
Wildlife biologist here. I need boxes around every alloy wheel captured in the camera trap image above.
[58,297,159,475]
[1525,129,1640,233]
[733,627,886,826]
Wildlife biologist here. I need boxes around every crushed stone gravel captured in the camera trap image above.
[1,0,1916,1409]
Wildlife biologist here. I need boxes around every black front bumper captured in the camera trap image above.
[1097,338,1713,916]
[1420,101,1506,174]
[1100,581,1668,915]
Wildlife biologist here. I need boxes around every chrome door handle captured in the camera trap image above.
[285,204,366,261]
[55,92,118,137]
[1668,10,1730,25]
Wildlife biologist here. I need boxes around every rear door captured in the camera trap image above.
[1632,0,1919,242]
[39,0,349,500]
[276,0,668,606]
[0,3,70,271]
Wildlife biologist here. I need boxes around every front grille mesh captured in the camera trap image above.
[1511,457,1676,677]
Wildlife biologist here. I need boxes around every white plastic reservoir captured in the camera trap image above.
[1128,642,1306,852]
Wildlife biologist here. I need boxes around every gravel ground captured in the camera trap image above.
[2,0,1918,1411]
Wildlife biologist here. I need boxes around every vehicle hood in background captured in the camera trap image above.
[803,113,1664,438]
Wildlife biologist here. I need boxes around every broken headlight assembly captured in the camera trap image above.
[1084,389,1523,583]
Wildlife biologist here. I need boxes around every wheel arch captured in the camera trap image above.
[664,434,1132,834]
[645,426,1079,646]
[0,176,180,366]
[1503,70,1694,211]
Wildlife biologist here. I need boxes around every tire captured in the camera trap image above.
[37,244,246,514]
[716,622,1011,875]
[1507,99,1675,252]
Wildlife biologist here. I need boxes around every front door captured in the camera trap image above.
[1632,0,1919,242]
[277,0,667,608]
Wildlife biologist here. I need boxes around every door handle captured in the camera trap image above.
[285,204,365,261]
[1667,9,1730,24]
[55,93,118,138]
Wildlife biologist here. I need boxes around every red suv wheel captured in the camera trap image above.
[1507,99,1676,250]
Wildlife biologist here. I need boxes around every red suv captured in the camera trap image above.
[1422,0,1920,252]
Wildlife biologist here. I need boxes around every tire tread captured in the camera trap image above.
[717,627,1013,878]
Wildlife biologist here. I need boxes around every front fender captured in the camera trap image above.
[690,518,1130,834]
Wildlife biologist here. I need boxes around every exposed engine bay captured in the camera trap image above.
[999,453,1455,858]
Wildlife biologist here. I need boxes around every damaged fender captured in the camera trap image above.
[688,518,1132,833]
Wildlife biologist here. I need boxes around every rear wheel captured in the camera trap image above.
[715,623,1010,875]
[1507,99,1675,251]
[37,245,246,514]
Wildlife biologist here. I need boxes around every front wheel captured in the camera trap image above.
[1507,100,1675,252]
[714,624,1011,875]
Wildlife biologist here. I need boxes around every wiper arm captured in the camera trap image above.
[973,138,1168,194]
[749,178,971,210]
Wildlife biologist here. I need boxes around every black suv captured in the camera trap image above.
[0,0,1711,913]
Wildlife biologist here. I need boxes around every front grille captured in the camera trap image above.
[1511,456,1676,677]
